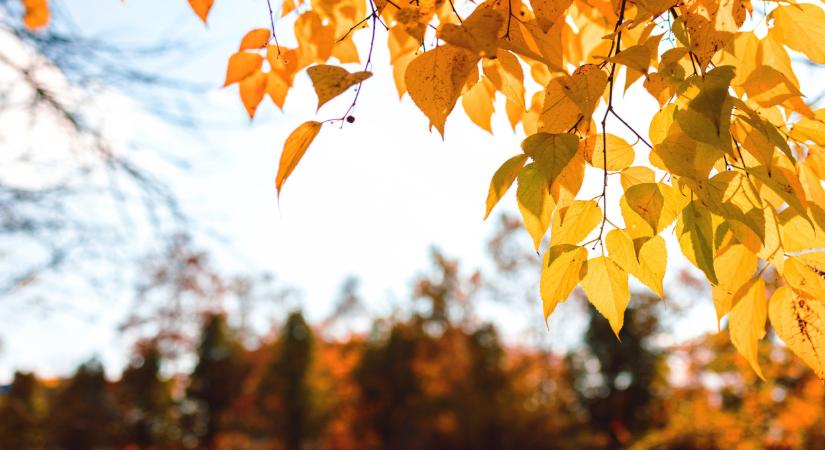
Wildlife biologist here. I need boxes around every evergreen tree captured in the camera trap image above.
[0,372,45,450]
[188,314,248,449]
[47,360,124,450]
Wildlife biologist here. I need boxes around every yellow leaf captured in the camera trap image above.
[462,78,496,133]
[485,154,528,219]
[239,70,267,119]
[531,0,573,32]
[791,110,825,147]
[482,50,525,107]
[728,277,767,380]
[620,166,656,190]
[748,160,809,219]
[582,256,631,337]
[439,8,505,57]
[405,44,480,135]
[564,64,608,123]
[540,245,587,318]
[22,0,49,29]
[676,66,735,143]
[676,200,718,284]
[549,200,601,247]
[689,171,766,245]
[678,0,746,68]
[188,0,214,23]
[779,208,825,253]
[606,229,666,297]
[609,45,651,74]
[743,66,804,109]
[517,163,555,250]
[276,121,323,194]
[538,75,583,133]
[521,133,579,187]
[621,182,679,237]
[771,4,825,65]
[306,65,372,111]
[590,134,635,171]
[239,28,271,51]
[769,287,825,380]
[711,244,757,324]
[224,52,264,87]
[784,253,825,302]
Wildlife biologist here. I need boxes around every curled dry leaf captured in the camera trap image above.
[276,121,323,195]
[306,65,372,111]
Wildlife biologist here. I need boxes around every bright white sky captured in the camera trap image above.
[12,0,806,380]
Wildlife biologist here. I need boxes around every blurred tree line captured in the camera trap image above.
[2,246,825,450]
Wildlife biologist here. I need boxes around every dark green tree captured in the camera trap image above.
[256,311,318,450]
[47,360,124,450]
[569,295,667,449]
[0,372,45,450]
[118,343,178,448]
[188,314,248,449]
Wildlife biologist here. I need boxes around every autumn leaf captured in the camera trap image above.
[590,134,635,171]
[276,121,323,195]
[485,154,528,219]
[769,287,825,379]
[531,0,572,32]
[771,4,825,65]
[676,201,717,285]
[549,200,601,247]
[521,133,579,188]
[606,229,666,298]
[239,71,267,119]
[188,0,215,23]
[307,65,372,110]
[224,52,264,86]
[728,277,767,379]
[405,44,480,135]
[582,256,631,337]
[439,7,505,57]
[239,28,271,51]
[517,163,555,250]
[22,0,49,30]
[541,245,587,319]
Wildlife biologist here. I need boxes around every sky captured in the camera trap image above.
[0,0,740,380]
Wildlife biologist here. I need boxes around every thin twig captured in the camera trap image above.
[265,0,281,55]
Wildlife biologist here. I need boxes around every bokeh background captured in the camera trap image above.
[2,0,825,449]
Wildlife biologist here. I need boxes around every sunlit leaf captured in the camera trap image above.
[276,121,323,195]
[307,64,372,110]
[485,154,528,219]
[770,287,825,379]
[728,277,767,379]
[581,256,630,337]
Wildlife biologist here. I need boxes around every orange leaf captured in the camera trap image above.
[188,0,215,23]
[306,65,372,111]
[239,71,267,119]
[224,52,263,86]
[276,121,323,194]
[22,0,49,30]
[239,28,271,51]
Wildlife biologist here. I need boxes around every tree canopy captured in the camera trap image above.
[18,0,825,380]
